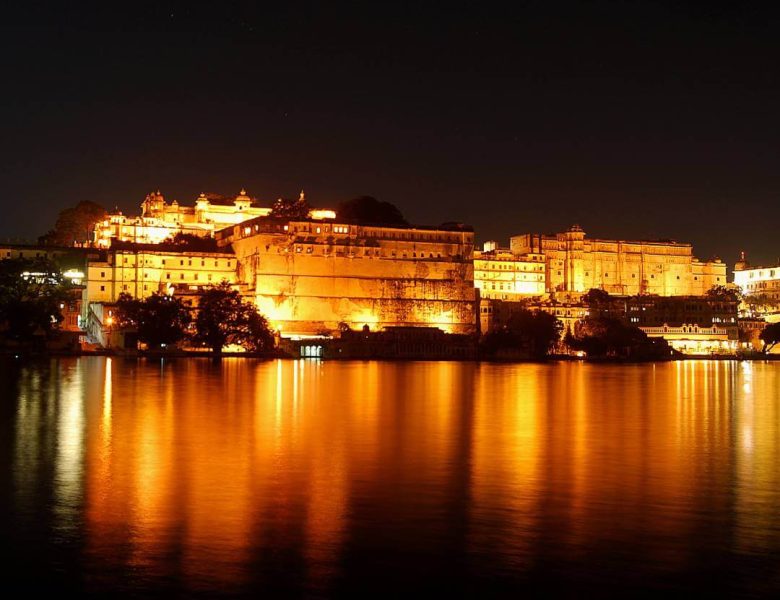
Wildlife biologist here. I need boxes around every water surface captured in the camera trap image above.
[1,358,779,596]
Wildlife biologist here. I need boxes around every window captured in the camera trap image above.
[201,260,205,267]
[180,260,184,266]
[100,285,105,291]
[180,274,184,280]
[166,273,170,279]
[100,271,105,278]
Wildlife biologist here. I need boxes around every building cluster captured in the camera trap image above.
[3,187,779,356]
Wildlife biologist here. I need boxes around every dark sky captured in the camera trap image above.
[2,1,779,265]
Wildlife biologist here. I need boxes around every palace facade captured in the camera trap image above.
[84,244,238,305]
[733,252,780,301]
[93,190,335,247]
[473,242,546,300]
[219,217,477,336]
[510,225,726,296]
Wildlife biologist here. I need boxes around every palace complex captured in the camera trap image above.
[94,189,335,247]
[509,225,726,296]
[2,187,767,355]
[733,252,780,301]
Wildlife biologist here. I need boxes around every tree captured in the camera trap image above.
[567,316,672,360]
[115,291,192,349]
[759,322,780,353]
[706,285,741,303]
[482,309,562,359]
[193,281,274,353]
[0,257,71,342]
[164,232,220,252]
[335,196,408,225]
[39,200,108,246]
[744,293,778,316]
[270,193,310,220]
[582,288,611,307]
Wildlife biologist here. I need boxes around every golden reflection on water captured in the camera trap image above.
[9,358,780,594]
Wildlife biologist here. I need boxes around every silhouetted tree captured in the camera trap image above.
[0,257,71,342]
[164,232,220,252]
[706,285,741,303]
[759,322,780,353]
[193,281,274,353]
[744,293,777,315]
[39,200,107,246]
[270,194,310,220]
[567,316,672,360]
[115,291,191,349]
[482,309,562,359]
[335,196,408,225]
[582,288,611,307]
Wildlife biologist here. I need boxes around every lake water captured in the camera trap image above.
[1,357,779,596]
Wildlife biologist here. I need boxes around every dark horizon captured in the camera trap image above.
[2,2,779,265]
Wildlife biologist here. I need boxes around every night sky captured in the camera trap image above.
[2,2,779,266]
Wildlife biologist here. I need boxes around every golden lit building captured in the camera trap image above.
[510,225,726,296]
[219,217,477,336]
[473,241,546,300]
[733,252,780,301]
[94,190,337,247]
[85,246,237,304]
[94,190,271,247]
[640,324,738,355]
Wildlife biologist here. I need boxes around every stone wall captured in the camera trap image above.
[227,219,477,336]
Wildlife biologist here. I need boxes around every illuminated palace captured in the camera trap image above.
[94,189,335,247]
[219,217,477,335]
[510,225,726,296]
[473,241,546,300]
[733,252,780,303]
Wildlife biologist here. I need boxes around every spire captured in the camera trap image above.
[299,190,305,202]
[735,251,748,271]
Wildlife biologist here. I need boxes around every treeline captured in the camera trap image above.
[115,281,274,354]
[0,257,75,345]
[480,307,675,361]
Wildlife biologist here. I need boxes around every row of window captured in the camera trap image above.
[474,262,544,272]
[120,257,232,268]
[289,245,451,259]
[100,273,224,292]
[241,222,467,243]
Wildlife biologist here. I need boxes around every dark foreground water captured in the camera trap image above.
[1,358,779,597]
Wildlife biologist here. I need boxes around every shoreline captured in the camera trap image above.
[2,349,779,363]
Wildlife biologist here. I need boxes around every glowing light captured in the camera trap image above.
[310,209,336,220]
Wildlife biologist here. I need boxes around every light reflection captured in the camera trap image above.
[7,357,780,595]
